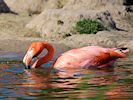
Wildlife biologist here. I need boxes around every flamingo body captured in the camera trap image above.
[53,46,128,69]
[23,42,129,69]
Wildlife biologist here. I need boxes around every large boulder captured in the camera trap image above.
[26,9,117,38]
[4,0,69,15]
[4,0,132,15]
[26,0,133,38]
[63,0,125,14]
[4,0,45,15]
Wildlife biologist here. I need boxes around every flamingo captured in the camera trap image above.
[23,42,129,69]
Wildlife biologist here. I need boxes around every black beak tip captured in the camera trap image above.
[25,66,31,69]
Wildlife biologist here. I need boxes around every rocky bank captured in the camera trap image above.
[0,0,132,55]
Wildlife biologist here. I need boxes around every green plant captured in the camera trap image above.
[74,19,106,34]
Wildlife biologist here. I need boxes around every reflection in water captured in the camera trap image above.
[0,57,133,99]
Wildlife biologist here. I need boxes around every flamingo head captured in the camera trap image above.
[23,42,44,69]
[110,47,129,58]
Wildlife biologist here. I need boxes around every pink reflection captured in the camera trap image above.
[14,66,133,99]
[106,84,133,100]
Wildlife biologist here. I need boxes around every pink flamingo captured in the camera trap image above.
[23,42,129,69]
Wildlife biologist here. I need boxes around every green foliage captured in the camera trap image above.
[74,19,106,34]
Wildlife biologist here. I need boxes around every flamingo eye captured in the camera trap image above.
[119,49,122,51]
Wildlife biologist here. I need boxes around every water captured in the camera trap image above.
[0,52,133,100]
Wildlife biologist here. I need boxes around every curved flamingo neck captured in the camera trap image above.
[32,42,55,68]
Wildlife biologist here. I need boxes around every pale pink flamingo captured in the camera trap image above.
[23,42,129,69]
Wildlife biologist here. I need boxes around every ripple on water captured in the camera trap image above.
[0,55,132,99]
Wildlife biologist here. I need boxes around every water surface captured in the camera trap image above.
[0,52,133,100]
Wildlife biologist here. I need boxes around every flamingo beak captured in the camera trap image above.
[23,50,34,69]
[23,55,31,69]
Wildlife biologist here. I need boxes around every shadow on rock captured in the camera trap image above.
[0,0,17,14]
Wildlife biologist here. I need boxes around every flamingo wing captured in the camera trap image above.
[53,46,109,69]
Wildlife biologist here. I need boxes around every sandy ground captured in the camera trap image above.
[0,13,41,37]
[0,13,45,52]
[0,36,70,56]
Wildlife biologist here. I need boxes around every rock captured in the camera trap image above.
[26,9,117,38]
[3,0,132,50]
[63,0,124,14]
[4,0,132,15]
[59,31,133,55]
[59,33,116,48]
[96,11,117,30]
[4,0,69,15]
[4,0,45,15]
[25,0,133,38]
